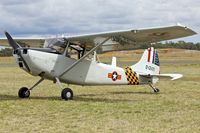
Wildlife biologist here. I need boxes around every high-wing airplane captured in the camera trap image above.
[4,24,196,100]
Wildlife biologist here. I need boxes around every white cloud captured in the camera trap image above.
[0,0,199,41]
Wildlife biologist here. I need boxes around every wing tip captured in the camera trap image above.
[176,23,197,35]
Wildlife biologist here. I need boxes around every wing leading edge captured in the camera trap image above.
[64,24,197,51]
[67,25,196,42]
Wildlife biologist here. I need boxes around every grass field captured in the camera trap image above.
[0,49,200,133]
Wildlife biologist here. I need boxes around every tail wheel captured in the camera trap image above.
[61,88,73,100]
[18,87,30,98]
[154,88,160,93]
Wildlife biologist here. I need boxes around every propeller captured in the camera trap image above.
[4,32,31,72]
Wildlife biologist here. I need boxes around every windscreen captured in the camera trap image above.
[43,38,66,54]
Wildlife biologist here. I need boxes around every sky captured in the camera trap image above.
[0,0,199,42]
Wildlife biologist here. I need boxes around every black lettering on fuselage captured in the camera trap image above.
[145,65,155,72]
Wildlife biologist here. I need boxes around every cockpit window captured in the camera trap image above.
[43,38,66,54]
[43,38,86,59]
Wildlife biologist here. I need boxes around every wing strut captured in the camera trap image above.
[58,37,110,78]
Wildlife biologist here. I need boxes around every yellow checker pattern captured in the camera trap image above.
[124,67,139,85]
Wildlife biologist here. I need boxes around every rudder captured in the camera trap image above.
[131,47,160,75]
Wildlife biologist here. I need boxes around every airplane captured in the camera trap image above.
[4,24,197,100]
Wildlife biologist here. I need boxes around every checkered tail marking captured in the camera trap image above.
[124,67,139,85]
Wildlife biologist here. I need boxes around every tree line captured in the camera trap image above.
[0,41,199,57]
[0,48,13,57]
[152,41,200,50]
[130,41,200,51]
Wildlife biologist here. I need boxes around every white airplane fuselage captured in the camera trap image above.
[15,49,150,86]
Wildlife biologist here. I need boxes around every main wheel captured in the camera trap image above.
[61,88,73,100]
[18,87,30,98]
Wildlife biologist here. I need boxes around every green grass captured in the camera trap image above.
[0,49,200,133]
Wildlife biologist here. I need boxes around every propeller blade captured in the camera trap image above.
[4,31,21,50]
[4,32,30,72]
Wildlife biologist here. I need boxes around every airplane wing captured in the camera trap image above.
[1,24,196,52]
[64,24,196,52]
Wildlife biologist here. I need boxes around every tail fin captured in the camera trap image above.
[132,47,160,75]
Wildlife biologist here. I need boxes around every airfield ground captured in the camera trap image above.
[0,48,200,133]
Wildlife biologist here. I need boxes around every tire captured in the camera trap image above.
[154,88,160,93]
[61,88,73,100]
[18,87,30,98]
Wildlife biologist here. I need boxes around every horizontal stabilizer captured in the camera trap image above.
[158,74,183,80]
[140,74,183,80]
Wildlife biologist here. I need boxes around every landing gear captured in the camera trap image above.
[18,78,44,99]
[149,83,160,93]
[18,87,30,98]
[18,77,74,101]
[61,88,73,100]
[153,88,160,93]
[56,77,74,100]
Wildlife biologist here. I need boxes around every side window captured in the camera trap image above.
[52,45,65,54]
[66,47,77,59]
[66,45,86,60]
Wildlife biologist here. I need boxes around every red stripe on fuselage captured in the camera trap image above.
[147,48,151,62]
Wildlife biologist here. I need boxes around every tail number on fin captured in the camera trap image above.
[145,65,155,72]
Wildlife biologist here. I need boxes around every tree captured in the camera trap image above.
[0,48,12,56]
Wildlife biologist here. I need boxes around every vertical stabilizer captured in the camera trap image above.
[131,47,160,75]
